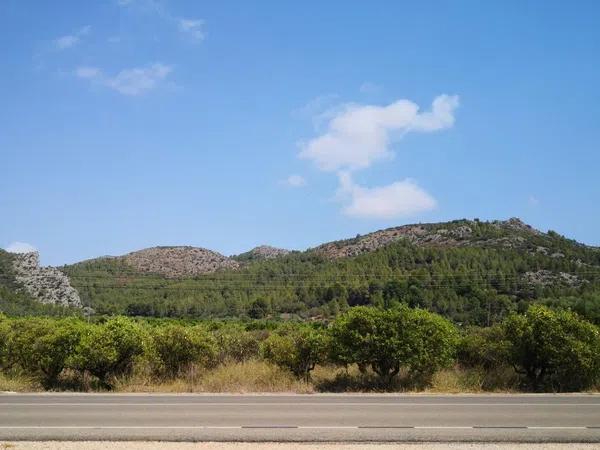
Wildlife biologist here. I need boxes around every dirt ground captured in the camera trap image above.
[2,443,599,450]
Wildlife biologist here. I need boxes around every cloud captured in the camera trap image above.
[53,26,91,50]
[299,95,459,172]
[75,63,173,96]
[295,95,457,219]
[5,242,37,254]
[285,175,307,188]
[179,19,205,42]
[338,173,436,219]
[116,0,206,43]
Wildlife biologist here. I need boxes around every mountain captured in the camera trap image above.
[233,245,292,262]
[3,218,600,325]
[312,218,549,258]
[122,246,239,278]
[0,249,82,316]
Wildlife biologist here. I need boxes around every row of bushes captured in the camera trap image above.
[1,304,600,392]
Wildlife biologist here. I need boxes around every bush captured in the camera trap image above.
[71,317,146,387]
[330,306,458,383]
[6,318,83,388]
[151,324,216,376]
[213,326,261,363]
[261,325,328,381]
[503,305,600,391]
[0,315,9,370]
[458,325,510,370]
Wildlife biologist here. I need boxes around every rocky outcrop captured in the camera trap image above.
[234,245,291,262]
[12,252,82,307]
[311,218,543,259]
[523,270,583,287]
[124,246,239,278]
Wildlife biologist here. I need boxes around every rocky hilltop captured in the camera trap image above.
[12,252,82,308]
[123,246,239,278]
[311,218,546,259]
[233,245,291,262]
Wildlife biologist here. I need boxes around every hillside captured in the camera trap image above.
[123,246,239,277]
[0,249,78,316]
[57,218,600,325]
[233,245,292,263]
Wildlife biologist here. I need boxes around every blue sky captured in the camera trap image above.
[1,0,599,265]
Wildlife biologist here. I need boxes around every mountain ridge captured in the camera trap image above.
[3,217,600,325]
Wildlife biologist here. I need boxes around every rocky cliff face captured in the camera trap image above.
[123,246,240,278]
[12,252,82,307]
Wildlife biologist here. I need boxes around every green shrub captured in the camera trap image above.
[6,318,83,388]
[458,325,510,370]
[0,315,9,370]
[213,327,261,363]
[151,324,216,376]
[261,326,328,381]
[71,317,146,387]
[503,305,600,391]
[330,306,458,383]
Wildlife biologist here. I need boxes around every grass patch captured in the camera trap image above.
[114,360,312,393]
[428,367,520,393]
[0,372,40,392]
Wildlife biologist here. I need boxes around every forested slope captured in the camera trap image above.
[61,218,600,325]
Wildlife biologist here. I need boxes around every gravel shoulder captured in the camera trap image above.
[2,443,599,450]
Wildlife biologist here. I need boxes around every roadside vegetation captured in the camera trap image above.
[1,304,600,393]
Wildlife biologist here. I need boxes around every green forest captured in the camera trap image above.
[56,220,600,326]
[2,219,600,326]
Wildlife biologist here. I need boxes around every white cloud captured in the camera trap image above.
[116,0,206,43]
[338,173,436,219]
[285,175,306,188]
[53,26,91,50]
[179,19,205,42]
[295,95,457,219]
[75,63,172,96]
[299,95,459,172]
[410,94,459,131]
[5,242,37,254]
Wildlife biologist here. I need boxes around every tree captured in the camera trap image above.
[330,306,458,383]
[261,326,328,381]
[248,298,270,319]
[503,305,600,391]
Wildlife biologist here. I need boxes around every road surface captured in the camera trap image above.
[1,393,600,442]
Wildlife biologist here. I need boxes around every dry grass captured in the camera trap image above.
[1,361,523,394]
[0,372,40,392]
[115,360,313,393]
[428,367,520,393]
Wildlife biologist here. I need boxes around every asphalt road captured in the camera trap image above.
[1,393,600,442]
